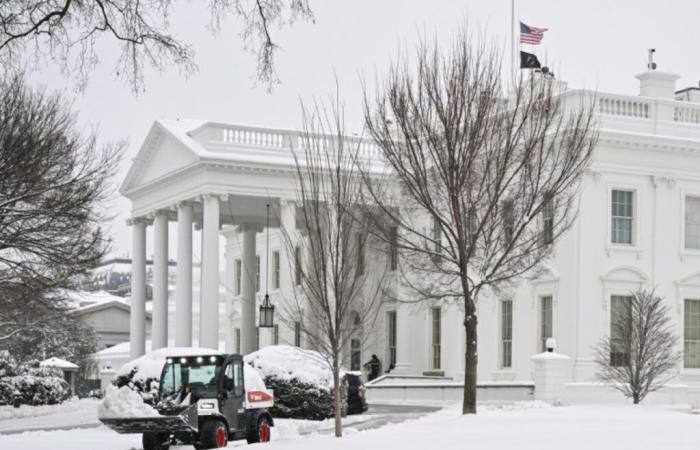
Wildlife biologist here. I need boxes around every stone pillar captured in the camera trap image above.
[200,195,221,350]
[152,212,169,350]
[531,345,571,405]
[392,302,414,375]
[240,225,259,355]
[129,218,148,359]
[175,202,194,347]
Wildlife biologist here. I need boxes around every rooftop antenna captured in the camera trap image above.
[647,48,657,70]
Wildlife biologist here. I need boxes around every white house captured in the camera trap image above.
[118,66,700,405]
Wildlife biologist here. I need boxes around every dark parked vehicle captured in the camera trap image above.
[345,372,368,414]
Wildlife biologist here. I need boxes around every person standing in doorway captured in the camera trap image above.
[364,354,382,381]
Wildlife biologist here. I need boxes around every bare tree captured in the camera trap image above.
[361,30,597,414]
[594,289,680,404]
[280,94,385,437]
[0,1,314,92]
[0,75,121,292]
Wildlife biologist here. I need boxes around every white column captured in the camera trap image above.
[393,302,414,374]
[129,218,148,359]
[152,212,169,350]
[175,202,194,347]
[240,225,259,355]
[200,194,221,350]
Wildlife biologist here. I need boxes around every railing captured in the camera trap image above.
[598,95,650,119]
[209,123,384,159]
[674,104,700,124]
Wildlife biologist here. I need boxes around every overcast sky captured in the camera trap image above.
[25,0,700,258]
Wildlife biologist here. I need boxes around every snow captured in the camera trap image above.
[1,402,698,449]
[0,398,95,421]
[115,347,222,383]
[244,363,267,390]
[39,357,79,370]
[530,351,570,361]
[97,386,160,419]
[245,345,334,390]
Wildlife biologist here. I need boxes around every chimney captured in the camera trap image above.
[636,70,680,99]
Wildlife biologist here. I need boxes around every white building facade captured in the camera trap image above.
[121,68,700,404]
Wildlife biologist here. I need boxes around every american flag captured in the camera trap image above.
[520,22,547,45]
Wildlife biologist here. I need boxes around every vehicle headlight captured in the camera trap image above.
[199,402,216,409]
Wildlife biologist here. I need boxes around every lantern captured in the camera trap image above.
[259,293,275,328]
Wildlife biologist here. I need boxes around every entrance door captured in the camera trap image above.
[220,356,245,433]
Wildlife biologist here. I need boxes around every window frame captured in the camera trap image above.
[431,307,441,370]
[684,298,700,369]
[500,300,513,369]
[607,186,638,248]
[387,310,397,366]
[681,190,700,256]
[539,295,553,353]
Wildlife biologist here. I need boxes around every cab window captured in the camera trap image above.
[225,361,244,397]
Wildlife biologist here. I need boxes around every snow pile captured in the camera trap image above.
[244,364,267,390]
[244,345,345,420]
[97,386,160,419]
[244,345,333,390]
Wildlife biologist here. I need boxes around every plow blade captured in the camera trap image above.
[99,407,198,434]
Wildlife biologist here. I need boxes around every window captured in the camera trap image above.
[357,233,365,275]
[540,296,553,352]
[235,328,241,354]
[272,251,280,289]
[542,195,554,245]
[389,226,398,271]
[685,299,700,368]
[351,339,361,371]
[255,327,260,350]
[501,300,513,368]
[387,311,397,366]
[234,259,242,295]
[611,190,634,244]
[294,246,302,286]
[431,307,441,369]
[685,197,700,250]
[225,361,244,397]
[255,256,260,293]
[502,199,515,243]
[273,324,280,345]
[294,321,301,347]
[610,295,632,366]
[431,217,442,264]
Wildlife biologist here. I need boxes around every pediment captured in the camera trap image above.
[120,121,202,196]
[601,266,648,283]
[676,271,700,287]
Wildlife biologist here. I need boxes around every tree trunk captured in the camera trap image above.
[462,291,478,414]
[333,361,342,437]
[633,392,640,404]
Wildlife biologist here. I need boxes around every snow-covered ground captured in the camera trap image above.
[1,402,698,449]
[0,398,100,433]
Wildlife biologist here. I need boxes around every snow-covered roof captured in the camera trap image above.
[65,290,129,309]
[40,357,79,370]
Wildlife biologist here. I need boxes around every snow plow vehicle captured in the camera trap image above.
[100,352,274,450]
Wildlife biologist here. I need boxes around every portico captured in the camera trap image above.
[120,120,376,359]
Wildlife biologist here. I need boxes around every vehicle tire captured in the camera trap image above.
[246,416,271,444]
[142,432,170,450]
[198,419,228,449]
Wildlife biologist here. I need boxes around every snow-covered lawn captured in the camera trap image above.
[0,402,698,449]
[0,398,98,421]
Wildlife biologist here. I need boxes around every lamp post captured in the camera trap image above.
[259,204,275,328]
